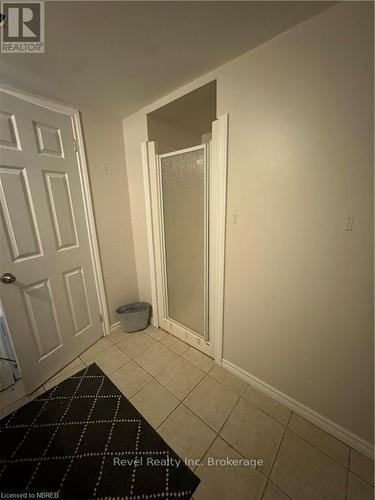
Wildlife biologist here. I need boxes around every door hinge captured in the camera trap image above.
[99,314,103,323]
[73,138,78,152]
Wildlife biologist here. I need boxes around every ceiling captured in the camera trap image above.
[0,1,335,118]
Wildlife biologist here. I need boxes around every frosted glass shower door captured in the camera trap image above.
[159,145,208,340]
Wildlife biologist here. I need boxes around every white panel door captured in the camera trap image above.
[0,91,103,392]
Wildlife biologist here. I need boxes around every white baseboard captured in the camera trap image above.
[109,321,121,333]
[109,319,156,333]
[221,358,374,459]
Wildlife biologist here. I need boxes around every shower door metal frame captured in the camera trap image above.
[157,144,210,343]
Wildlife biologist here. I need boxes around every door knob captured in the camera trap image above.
[1,273,16,284]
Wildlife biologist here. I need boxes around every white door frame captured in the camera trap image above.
[0,86,110,340]
[142,114,228,364]
[141,141,159,328]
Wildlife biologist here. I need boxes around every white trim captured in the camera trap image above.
[156,151,170,323]
[222,358,374,459]
[0,86,110,340]
[110,321,122,333]
[110,320,156,333]
[141,142,159,328]
[158,144,206,158]
[148,142,166,334]
[203,143,209,342]
[160,320,212,357]
[0,85,77,115]
[71,113,110,336]
[211,114,228,364]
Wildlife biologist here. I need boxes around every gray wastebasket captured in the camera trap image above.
[116,302,151,333]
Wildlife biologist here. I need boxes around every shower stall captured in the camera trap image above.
[143,114,228,360]
[159,144,209,341]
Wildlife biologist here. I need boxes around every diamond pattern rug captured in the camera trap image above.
[0,363,200,499]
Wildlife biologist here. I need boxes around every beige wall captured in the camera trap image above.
[147,115,201,154]
[81,110,138,325]
[122,2,373,444]
[122,112,151,305]
[219,2,373,443]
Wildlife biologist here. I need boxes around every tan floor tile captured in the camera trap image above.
[117,332,155,358]
[243,385,291,425]
[182,348,215,373]
[161,334,189,355]
[80,337,113,362]
[135,343,179,376]
[350,449,374,486]
[271,430,347,500]
[289,413,349,467]
[209,365,248,396]
[158,404,216,463]
[44,362,86,391]
[107,328,130,344]
[184,376,239,431]
[194,437,266,500]
[221,398,284,475]
[0,387,45,419]
[130,380,179,428]
[145,325,168,341]
[109,360,152,398]
[262,481,291,500]
[49,357,83,381]
[156,357,205,400]
[347,472,374,500]
[88,345,130,375]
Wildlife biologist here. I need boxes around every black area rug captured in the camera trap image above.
[0,363,200,499]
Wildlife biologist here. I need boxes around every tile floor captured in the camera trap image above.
[1,325,374,500]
